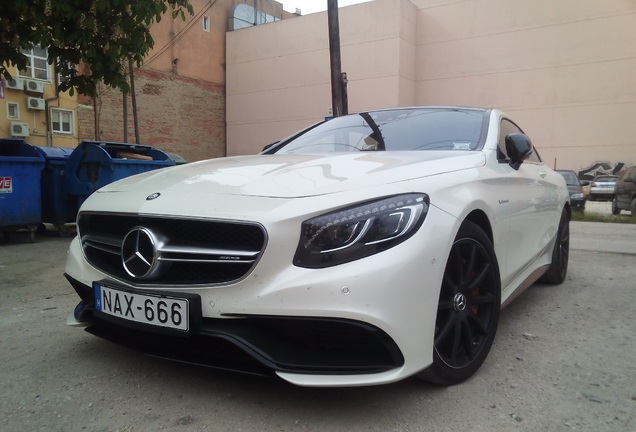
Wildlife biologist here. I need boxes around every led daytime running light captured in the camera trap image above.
[294,194,429,268]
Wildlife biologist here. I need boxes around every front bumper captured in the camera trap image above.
[570,197,586,210]
[66,274,404,376]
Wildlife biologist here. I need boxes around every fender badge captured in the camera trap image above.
[146,192,161,201]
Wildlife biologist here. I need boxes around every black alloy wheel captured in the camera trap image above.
[539,208,570,284]
[419,221,500,385]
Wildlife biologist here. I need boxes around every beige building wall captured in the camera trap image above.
[226,0,636,171]
[412,0,636,171]
[226,0,417,155]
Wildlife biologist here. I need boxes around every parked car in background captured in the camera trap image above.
[588,175,618,201]
[612,166,636,216]
[64,107,570,387]
[557,170,588,211]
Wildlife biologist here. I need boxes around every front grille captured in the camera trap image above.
[78,213,266,286]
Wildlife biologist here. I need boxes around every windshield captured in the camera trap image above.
[558,171,580,186]
[272,108,489,154]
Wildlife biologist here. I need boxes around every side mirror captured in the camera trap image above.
[580,180,590,187]
[505,133,533,170]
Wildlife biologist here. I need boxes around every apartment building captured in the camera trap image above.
[1,46,78,148]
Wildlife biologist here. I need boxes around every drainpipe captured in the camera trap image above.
[44,68,61,147]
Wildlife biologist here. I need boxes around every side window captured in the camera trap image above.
[498,118,541,163]
[526,144,542,163]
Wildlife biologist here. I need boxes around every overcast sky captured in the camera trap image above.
[282,0,373,15]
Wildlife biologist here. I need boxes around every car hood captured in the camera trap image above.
[98,152,486,198]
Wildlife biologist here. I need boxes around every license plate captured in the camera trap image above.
[94,283,189,331]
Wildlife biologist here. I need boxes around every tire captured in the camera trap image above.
[612,198,620,215]
[631,198,636,218]
[418,222,501,385]
[539,209,570,284]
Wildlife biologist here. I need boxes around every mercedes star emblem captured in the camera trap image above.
[121,227,158,279]
[453,293,467,311]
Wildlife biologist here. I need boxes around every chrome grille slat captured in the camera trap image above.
[78,213,267,286]
[85,240,121,255]
[159,245,260,258]
[158,257,256,264]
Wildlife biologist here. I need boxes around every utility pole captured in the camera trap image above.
[327,0,348,117]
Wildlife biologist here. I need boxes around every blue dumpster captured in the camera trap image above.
[65,141,175,209]
[0,138,45,242]
[35,146,75,233]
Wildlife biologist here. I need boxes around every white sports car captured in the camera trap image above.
[65,107,570,387]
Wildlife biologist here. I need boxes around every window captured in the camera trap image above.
[57,61,75,86]
[203,16,210,32]
[51,109,73,134]
[7,102,19,119]
[19,46,50,81]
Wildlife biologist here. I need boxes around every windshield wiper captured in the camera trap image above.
[359,112,386,151]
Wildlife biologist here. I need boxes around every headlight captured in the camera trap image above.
[294,194,429,268]
[571,192,584,199]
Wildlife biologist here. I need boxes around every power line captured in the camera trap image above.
[144,0,218,66]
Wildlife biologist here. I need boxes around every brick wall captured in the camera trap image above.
[78,68,226,162]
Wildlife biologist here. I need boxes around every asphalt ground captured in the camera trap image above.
[1,214,635,432]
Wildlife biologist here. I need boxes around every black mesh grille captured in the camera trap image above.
[78,213,266,286]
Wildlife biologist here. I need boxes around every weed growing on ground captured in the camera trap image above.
[571,210,635,224]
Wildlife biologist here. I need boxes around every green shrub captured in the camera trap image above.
[571,210,635,224]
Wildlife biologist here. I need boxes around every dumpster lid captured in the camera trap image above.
[0,138,45,159]
[167,152,188,164]
[0,138,27,146]
[35,146,74,159]
[75,140,172,162]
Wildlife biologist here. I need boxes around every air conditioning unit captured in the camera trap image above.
[10,122,29,137]
[27,97,46,110]
[25,79,44,94]
[6,77,24,90]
